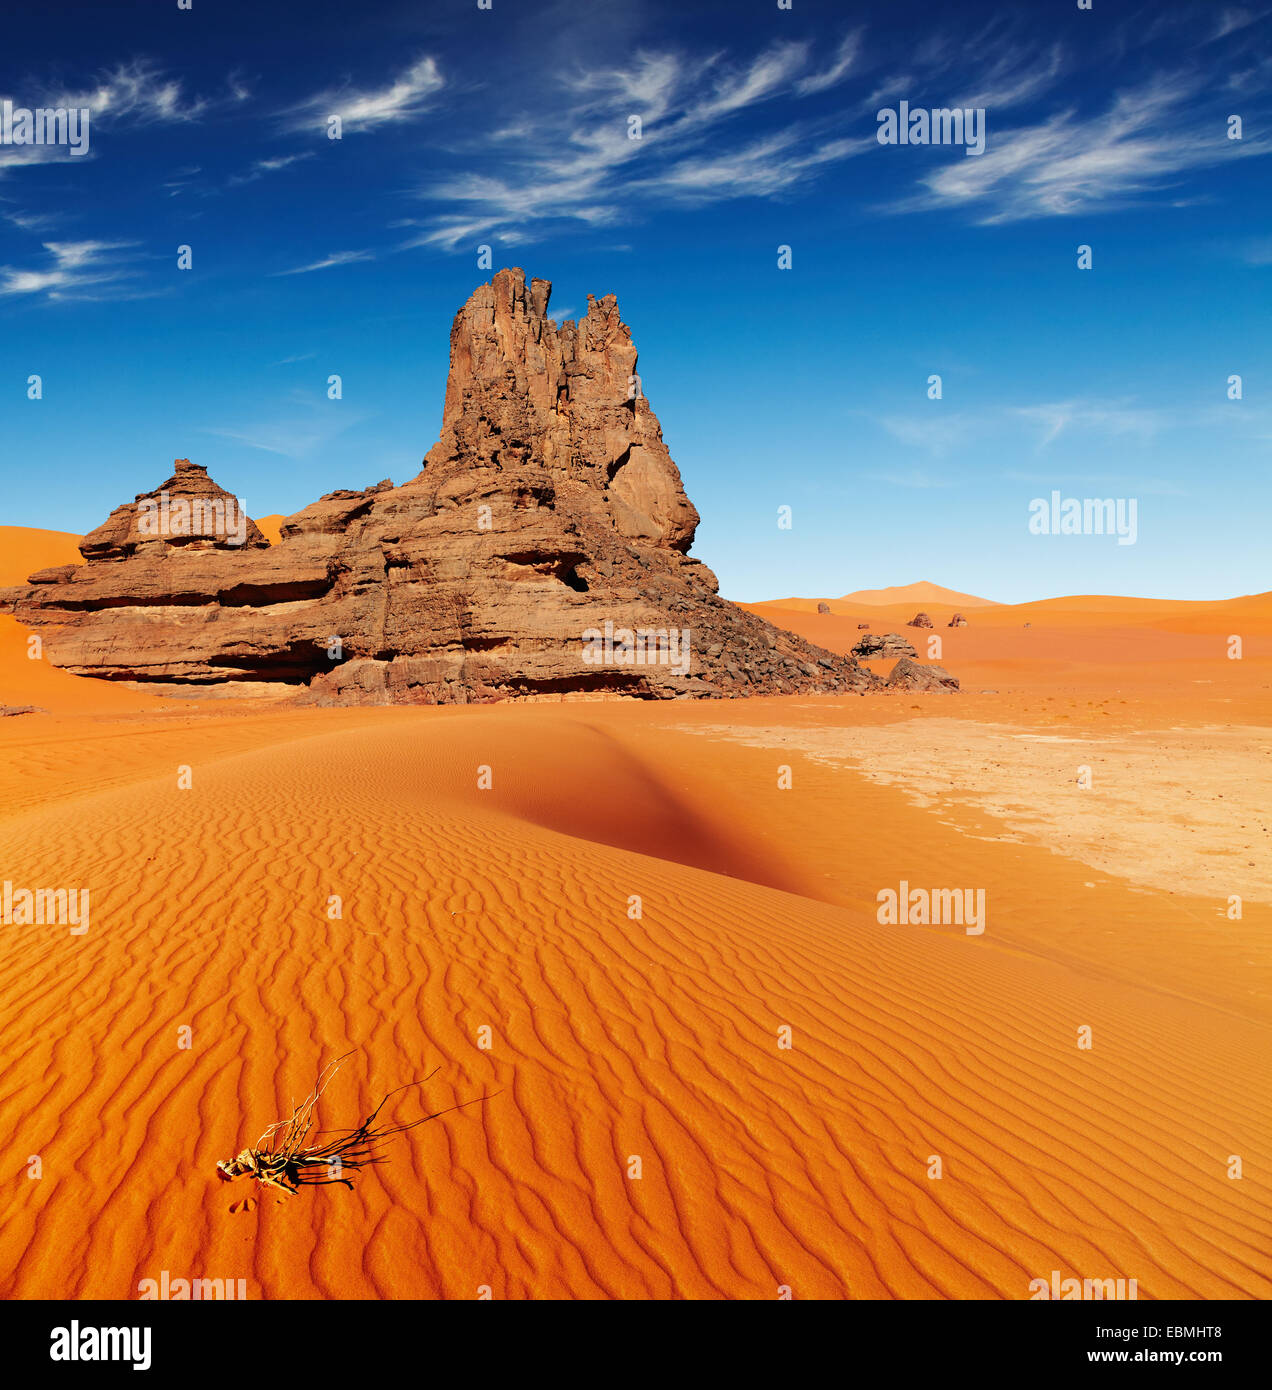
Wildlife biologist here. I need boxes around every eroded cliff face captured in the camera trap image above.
[428,270,700,552]
[2,268,879,703]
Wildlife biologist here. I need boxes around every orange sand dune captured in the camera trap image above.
[763,581,998,615]
[839,580,1000,608]
[0,613,174,715]
[0,518,287,572]
[0,526,83,587]
[746,591,1272,720]
[2,526,170,714]
[0,692,1269,1299]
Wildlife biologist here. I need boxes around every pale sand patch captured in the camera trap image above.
[667,718,1272,905]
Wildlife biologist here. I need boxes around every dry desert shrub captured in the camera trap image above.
[216,1053,489,1205]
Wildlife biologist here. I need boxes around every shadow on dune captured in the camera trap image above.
[448,714,823,903]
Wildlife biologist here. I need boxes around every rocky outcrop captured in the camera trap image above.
[1,269,882,704]
[884,657,959,691]
[79,459,268,561]
[948,612,968,627]
[817,601,831,615]
[907,611,934,629]
[852,632,916,660]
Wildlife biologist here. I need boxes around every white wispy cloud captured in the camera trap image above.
[1003,470,1188,496]
[1209,6,1270,40]
[686,41,811,123]
[48,58,248,125]
[162,164,204,197]
[795,31,862,96]
[1,207,61,232]
[869,399,1172,458]
[890,72,1269,223]
[0,61,245,184]
[229,152,315,186]
[0,142,86,174]
[863,21,1066,113]
[637,133,871,202]
[405,34,865,249]
[0,239,139,300]
[874,413,987,457]
[1013,400,1167,448]
[955,41,1065,110]
[200,392,366,459]
[273,250,375,276]
[281,55,443,134]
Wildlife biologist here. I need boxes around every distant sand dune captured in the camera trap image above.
[0,527,83,587]
[839,581,1000,608]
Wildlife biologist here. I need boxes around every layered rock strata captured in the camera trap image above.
[3,270,883,704]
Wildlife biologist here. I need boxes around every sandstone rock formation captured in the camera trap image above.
[852,632,916,660]
[948,612,968,627]
[79,458,268,562]
[884,657,959,692]
[907,611,934,629]
[817,602,831,615]
[2,269,882,704]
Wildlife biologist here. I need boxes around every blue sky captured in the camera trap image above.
[0,0,1268,603]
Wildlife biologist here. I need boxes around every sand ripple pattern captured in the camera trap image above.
[0,714,1269,1299]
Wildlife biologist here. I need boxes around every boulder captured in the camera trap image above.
[884,657,959,692]
[852,631,916,660]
